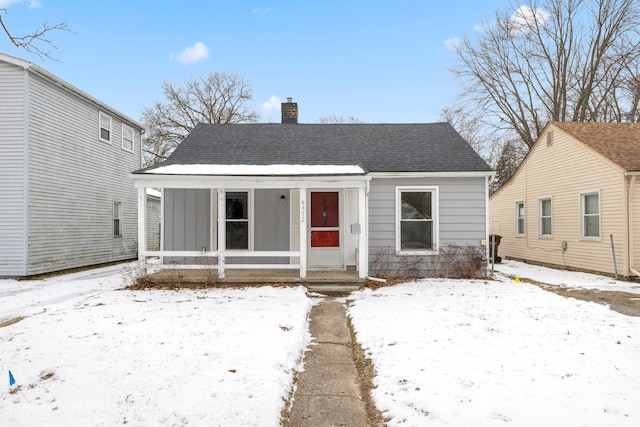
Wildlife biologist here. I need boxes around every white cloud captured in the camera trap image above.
[510,6,549,32]
[260,95,281,114]
[444,37,460,51]
[174,42,210,65]
[251,7,271,14]
[0,0,41,8]
[0,0,22,8]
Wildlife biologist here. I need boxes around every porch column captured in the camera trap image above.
[299,189,307,279]
[358,186,367,278]
[217,189,226,279]
[137,187,147,261]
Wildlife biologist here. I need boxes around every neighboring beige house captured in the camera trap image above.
[490,122,640,278]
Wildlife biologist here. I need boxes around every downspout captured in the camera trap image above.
[628,175,640,277]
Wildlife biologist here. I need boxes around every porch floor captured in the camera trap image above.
[146,268,365,287]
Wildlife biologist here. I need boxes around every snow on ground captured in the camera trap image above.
[1,262,312,427]
[348,262,640,426]
[494,259,640,294]
[2,260,640,426]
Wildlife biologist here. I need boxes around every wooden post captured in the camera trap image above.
[357,186,367,278]
[137,187,146,261]
[217,190,226,279]
[299,190,307,279]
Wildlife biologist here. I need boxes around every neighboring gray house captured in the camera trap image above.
[0,52,144,277]
[131,100,493,278]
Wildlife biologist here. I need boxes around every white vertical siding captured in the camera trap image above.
[0,62,27,276]
[146,195,161,251]
[490,126,627,276]
[24,72,143,275]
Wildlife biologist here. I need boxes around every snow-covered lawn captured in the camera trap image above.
[1,264,312,427]
[348,260,640,426]
[2,260,639,426]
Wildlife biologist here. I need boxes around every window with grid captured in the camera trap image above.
[397,188,437,253]
[122,125,134,152]
[515,201,525,236]
[99,112,112,142]
[539,198,552,236]
[581,192,600,238]
[113,201,122,237]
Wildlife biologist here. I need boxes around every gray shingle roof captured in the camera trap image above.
[137,122,492,174]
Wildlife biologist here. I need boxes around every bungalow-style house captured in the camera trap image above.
[0,52,144,277]
[490,122,640,278]
[131,100,494,279]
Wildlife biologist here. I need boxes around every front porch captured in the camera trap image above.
[134,173,371,280]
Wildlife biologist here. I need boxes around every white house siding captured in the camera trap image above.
[146,195,161,252]
[25,72,142,275]
[368,176,487,277]
[0,62,27,276]
[490,127,627,276]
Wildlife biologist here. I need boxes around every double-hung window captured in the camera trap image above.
[396,187,438,253]
[99,112,112,143]
[113,201,123,237]
[581,191,600,239]
[539,198,552,237]
[226,192,249,250]
[122,125,134,152]
[515,201,525,236]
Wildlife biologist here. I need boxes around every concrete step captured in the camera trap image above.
[306,283,363,296]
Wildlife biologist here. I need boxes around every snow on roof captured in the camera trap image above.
[145,164,366,176]
[145,188,161,198]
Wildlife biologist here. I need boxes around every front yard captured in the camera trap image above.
[1,261,639,426]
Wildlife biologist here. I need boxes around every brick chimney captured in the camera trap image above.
[281,97,298,124]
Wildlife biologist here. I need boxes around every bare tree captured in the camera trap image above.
[317,114,364,124]
[491,138,528,192]
[450,0,640,148]
[0,2,71,60]
[142,72,259,166]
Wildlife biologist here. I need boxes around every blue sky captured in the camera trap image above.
[2,0,511,124]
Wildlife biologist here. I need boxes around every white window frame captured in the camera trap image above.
[580,190,601,240]
[395,186,439,255]
[99,111,112,143]
[113,201,123,237]
[515,201,525,237]
[122,124,134,153]
[225,190,254,251]
[538,197,553,237]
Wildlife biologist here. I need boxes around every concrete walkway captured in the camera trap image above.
[288,299,369,426]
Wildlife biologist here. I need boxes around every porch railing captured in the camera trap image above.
[142,250,301,278]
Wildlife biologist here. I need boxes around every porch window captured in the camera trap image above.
[122,124,134,152]
[581,191,600,239]
[515,201,525,236]
[539,198,552,237]
[226,191,249,249]
[396,187,438,253]
[113,201,122,237]
[99,112,112,143]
